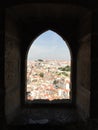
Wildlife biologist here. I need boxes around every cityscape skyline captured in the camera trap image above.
[27,30,71,61]
[27,60,71,101]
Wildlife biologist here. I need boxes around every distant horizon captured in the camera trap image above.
[28,59,71,62]
[28,30,71,61]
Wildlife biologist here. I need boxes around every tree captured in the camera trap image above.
[38,59,43,62]
[58,65,71,71]
[65,65,71,71]
[39,72,44,78]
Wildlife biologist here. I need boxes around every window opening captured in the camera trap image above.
[26,30,71,103]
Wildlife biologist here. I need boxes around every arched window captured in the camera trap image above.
[26,30,71,103]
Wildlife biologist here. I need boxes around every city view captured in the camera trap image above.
[26,59,71,101]
[26,30,71,102]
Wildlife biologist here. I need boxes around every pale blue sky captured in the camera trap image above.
[28,30,71,61]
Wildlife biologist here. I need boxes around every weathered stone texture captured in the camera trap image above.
[5,11,21,123]
[76,12,91,119]
[0,9,5,127]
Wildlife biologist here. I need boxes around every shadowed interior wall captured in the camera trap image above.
[0,1,97,129]
[5,10,21,123]
[0,9,5,127]
[76,11,91,119]
[3,2,93,124]
[91,9,98,118]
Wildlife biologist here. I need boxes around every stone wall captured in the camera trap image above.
[0,9,5,127]
[76,11,91,119]
[91,9,98,118]
[5,10,21,123]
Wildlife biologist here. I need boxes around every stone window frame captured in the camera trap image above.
[22,29,75,107]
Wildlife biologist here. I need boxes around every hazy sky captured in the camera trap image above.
[28,30,71,61]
